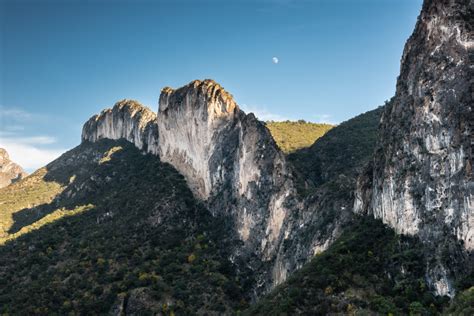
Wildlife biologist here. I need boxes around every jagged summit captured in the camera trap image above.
[82,99,158,153]
[0,148,27,188]
[84,99,156,126]
[159,79,238,117]
[157,79,245,199]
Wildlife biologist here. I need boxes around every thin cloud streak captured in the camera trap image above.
[312,114,336,124]
[0,137,65,172]
[0,106,65,172]
[8,136,57,145]
[0,108,35,121]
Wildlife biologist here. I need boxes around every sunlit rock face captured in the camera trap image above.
[82,100,159,154]
[354,0,473,297]
[157,80,239,199]
[0,148,27,188]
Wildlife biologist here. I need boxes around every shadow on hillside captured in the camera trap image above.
[4,139,135,239]
[286,107,383,197]
[9,203,60,234]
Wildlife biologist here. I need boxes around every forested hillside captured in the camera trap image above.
[0,140,245,315]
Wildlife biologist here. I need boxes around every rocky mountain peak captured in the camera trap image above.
[82,80,306,292]
[159,79,238,120]
[82,99,159,153]
[0,148,27,188]
[157,79,243,199]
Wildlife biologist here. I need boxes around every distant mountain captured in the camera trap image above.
[265,121,333,154]
[0,148,27,189]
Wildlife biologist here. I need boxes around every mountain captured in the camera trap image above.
[354,0,473,297]
[82,81,298,294]
[0,148,27,189]
[80,80,380,297]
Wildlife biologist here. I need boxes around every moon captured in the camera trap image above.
[272,57,279,64]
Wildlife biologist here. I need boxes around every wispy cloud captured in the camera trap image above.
[0,108,35,121]
[241,104,291,122]
[312,114,336,124]
[0,137,65,172]
[0,106,50,124]
[11,136,57,145]
[0,106,65,172]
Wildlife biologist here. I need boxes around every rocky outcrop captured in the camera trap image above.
[82,100,159,154]
[0,148,27,188]
[157,81,240,200]
[354,0,473,296]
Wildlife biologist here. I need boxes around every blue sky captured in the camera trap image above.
[0,0,422,171]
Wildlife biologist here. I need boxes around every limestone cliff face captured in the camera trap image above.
[157,80,300,290]
[157,80,240,199]
[82,100,159,154]
[0,148,27,188]
[354,0,473,296]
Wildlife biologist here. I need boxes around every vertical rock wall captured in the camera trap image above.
[354,0,473,296]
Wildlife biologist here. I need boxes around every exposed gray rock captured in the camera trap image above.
[354,0,473,297]
[0,148,28,188]
[82,99,159,154]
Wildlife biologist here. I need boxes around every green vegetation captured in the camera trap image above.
[443,287,474,315]
[0,140,245,315]
[2,204,94,244]
[266,120,333,153]
[0,167,64,242]
[245,216,451,315]
[288,107,383,196]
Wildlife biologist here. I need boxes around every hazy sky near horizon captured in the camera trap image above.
[1,0,423,172]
